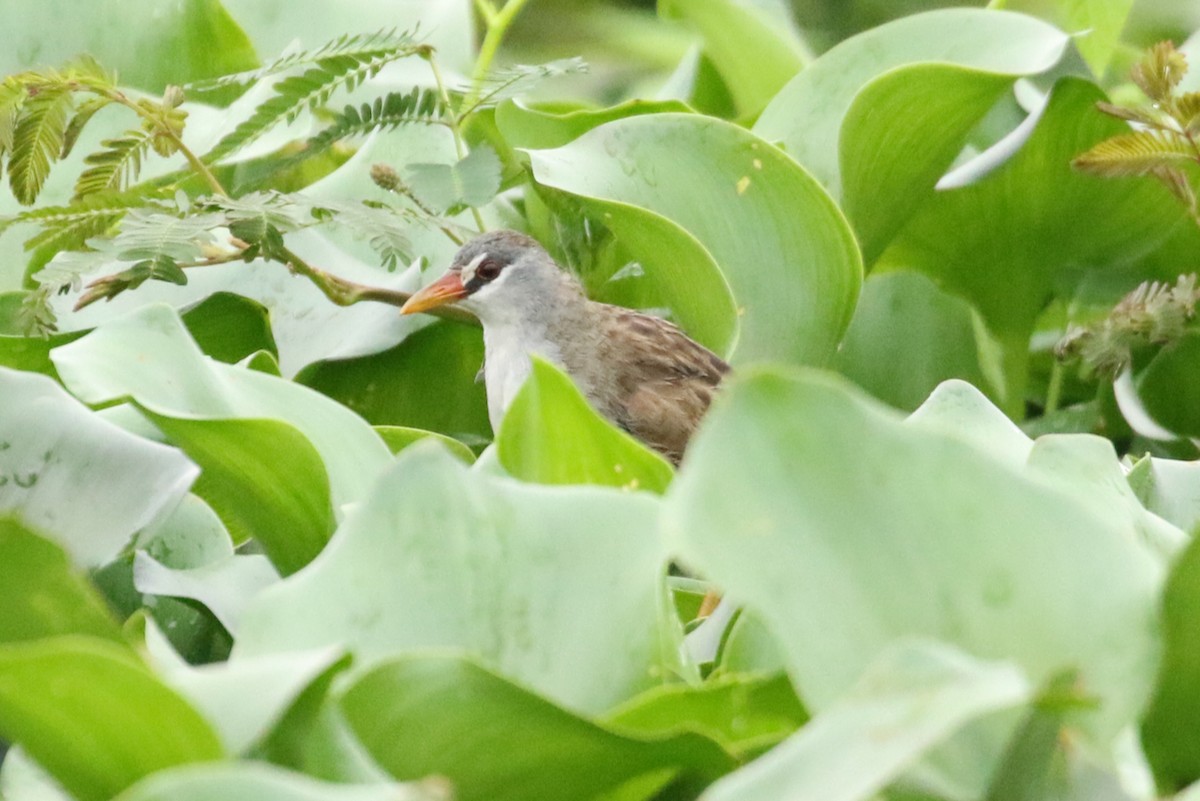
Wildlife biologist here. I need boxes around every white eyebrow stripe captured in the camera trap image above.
[460,253,487,283]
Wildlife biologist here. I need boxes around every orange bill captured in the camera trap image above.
[400,272,468,314]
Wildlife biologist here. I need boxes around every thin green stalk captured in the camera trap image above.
[424,51,487,233]
[1044,359,1063,415]
[1000,337,1031,421]
[466,0,531,110]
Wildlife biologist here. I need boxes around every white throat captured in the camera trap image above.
[479,316,563,432]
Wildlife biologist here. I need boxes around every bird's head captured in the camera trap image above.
[400,230,577,324]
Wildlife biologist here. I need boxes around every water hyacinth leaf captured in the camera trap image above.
[839,64,1016,263]
[753,8,1069,197]
[237,444,676,715]
[884,78,1184,408]
[526,114,861,366]
[0,366,197,567]
[179,291,278,365]
[0,636,222,801]
[142,621,346,756]
[990,0,1136,78]
[374,425,476,463]
[659,0,807,118]
[834,271,1001,411]
[142,412,336,574]
[495,98,693,150]
[497,357,674,493]
[298,319,492,443]
[665,369,1163,792]
[49,304,392,520]
[1132,332,1200,439]
[0,517,125,646]
[115,762,438,801]
[701,642,1032,801]
[134,551,280,635]
[341,654,735,801]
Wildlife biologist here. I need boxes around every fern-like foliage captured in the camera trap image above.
[202,32,427,164]
[1057,275,1200,378]
[1075,41,1200,226]
[74,129,156,199]
[7,87,75,205]
[459,57,588,116]
[9,191,163,254]
[187,29,420,92]
[307,88,447,154]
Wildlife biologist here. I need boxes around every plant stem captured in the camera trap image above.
[280,246,479,326]
[167,130,227,197]
[424,51,487,233]
[1045,359,1063,415]
[466,0,531,109]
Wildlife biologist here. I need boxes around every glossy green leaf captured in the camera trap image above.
[603,671,807,758]
[659,0,806,118]
[1132,332,1200,439]
[0,0,257,93]
[134,551,279,634]
[237,443,678,714]
[115,762,436,801]
[495,98,693,150]
[142,621,346,756]
[0,366,197,567]
[754,8,1069,196]
[1142,532,1200,791]
[50,304,392,521]
[665,369,1164,793]
[700,642,1032,801]
[341,655,735,801]
[526,114,861,366]
[840,64,1015,263]
[374,425,476,463]
[0,636,222,801]
[991,0,1136,77]
[0,517,125,646]
[1129,456,1200,536]
[298,319,491,444]
[834,271,1001,411]
[497,357,674,492]
[180,291,278,365]
[143,413,335,574]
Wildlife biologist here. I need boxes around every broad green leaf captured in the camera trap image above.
[991,0,1136,77]
[840,64,1016,263]
[603,671,807,758]
[497,357,674,493]
[1129,456,1200,535]
[0,517,125,646]
[1142,532,1200,791]
[659,0,806,118]
[134,551,279,634]
[142,621,346,756]
[526,114,861,366]
[884,79,1184,410]
[754,8,1069,197]
[180,291,277,365]
[115,762,436,801]
[0,636,222,801]
[49,304,392,522]
[1132,332,1200,439]
[237,444,677,714]
[717,613,788,676]
[0,366,197,567]
[985,672,1077,801]
[495,98,693,150]
[298,319,491,444]
[406,145,502,212]
[341,655,735,801]
[700,642,1032,801]
[665,369,1163,794]
[143,413,336,574]
[0,746,72,801]
[374,425,476,463]
[834,271,1001,411]
[134,492,234,570]
[1,0,257,93]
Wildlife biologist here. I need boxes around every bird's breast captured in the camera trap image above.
[481,323,565,433]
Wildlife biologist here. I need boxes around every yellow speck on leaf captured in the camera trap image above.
[736,176,750,194]
[752,158,763,170]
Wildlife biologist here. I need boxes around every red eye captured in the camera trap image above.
[476,260,502,281]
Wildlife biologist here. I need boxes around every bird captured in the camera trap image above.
[400,230,729,464]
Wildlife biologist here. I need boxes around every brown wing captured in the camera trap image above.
[596,309,729,464]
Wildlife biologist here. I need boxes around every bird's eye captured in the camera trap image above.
[475,259,502,281]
